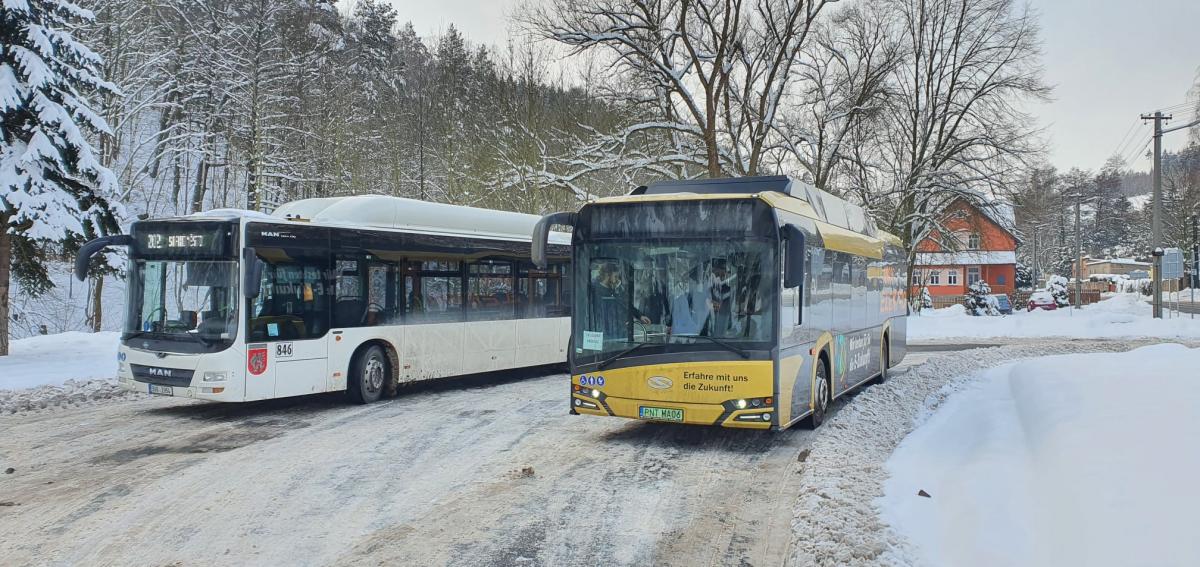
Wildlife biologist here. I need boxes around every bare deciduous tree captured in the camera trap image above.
[867,0,1050,255]
[523,0,834,178]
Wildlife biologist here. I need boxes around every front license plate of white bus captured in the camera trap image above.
[639,406,683,422]
[148,384,173,396]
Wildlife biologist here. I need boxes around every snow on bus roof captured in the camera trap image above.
[270,194,570,244]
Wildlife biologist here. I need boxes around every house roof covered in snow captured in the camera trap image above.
[1087,258,1150,267]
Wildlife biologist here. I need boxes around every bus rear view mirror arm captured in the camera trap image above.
[531,211,577,269]
[783,224,805,288]
[242,247,265,298]
[73,234,133,281]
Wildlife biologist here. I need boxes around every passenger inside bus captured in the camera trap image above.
[668,266,710,336]
[589,261,650,340]
[708,259,735,335]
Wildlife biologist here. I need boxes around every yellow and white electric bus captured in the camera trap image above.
[532,176,907,429]
[75,195,571,403]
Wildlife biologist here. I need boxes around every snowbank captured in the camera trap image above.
[788,340,1145,566]
[880,344,1200,567]
[910,293,1200,340]
[0,331,120,390]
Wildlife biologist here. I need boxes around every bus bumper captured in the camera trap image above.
[571,392,774,429]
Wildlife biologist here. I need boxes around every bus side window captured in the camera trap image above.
[249,254,330,341]
[467,260,515,321]
[405,259,463,324]
[334,257,365,328]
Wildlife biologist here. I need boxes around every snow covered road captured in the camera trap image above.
[1,367,825,567]
[1,339,1186,567]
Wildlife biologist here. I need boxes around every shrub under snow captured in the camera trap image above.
[1046,275,1071,307]
[965,280,998,316]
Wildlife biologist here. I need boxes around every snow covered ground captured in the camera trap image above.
[880,344,1200,567]
[910,293,1200,340]
[0,331,120,390]
[0,331,129,414]
[788,339,1163,566]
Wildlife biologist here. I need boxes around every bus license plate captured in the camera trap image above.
[148,384,173,396]
[639,406,683,422]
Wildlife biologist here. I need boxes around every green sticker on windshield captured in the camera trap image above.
[582,331,603,351]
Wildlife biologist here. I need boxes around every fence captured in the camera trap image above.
[925,288,1101,311]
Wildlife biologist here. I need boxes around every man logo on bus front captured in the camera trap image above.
[248,347,268,376]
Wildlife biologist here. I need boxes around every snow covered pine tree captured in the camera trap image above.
[966,280,999,316]
[1047,275,1071,308]
[0,0,120,356]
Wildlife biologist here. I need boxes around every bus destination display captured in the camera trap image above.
[135,223,232,257]
[146,233,208,249]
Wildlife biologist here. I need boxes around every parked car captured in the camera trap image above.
[992,294,1013,315]
[1028,291,1058,312]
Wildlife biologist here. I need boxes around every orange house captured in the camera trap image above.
[912,198,1019,297]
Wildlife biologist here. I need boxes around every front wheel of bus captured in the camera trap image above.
[807,359,831,429]
[349,345,387,404]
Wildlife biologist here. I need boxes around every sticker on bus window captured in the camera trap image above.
[267,323,279,337]
[582,331,603,351]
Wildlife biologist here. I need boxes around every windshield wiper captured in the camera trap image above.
[676,334,750,359]
[596,341,655,370]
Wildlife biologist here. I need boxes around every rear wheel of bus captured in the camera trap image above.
[349,345,387,404]
[807,357,831,428]
[877,338,890,384]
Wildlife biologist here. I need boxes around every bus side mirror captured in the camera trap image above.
[532,211,577,269]
[73,234,132,281]
[783,225,805,288]
[243,247,264,298]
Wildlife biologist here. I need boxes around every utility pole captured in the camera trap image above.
[1031,230,1038,288]
[1192,214,1198,319]
[1141,111,1170,318]
[1140,111,1200,318]
[1080,194,1089,309]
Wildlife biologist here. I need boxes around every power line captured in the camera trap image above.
[1111,121,1147,165]
[1151,101,1195,114]
[1107,119,1142,163]
[1123,135,1153,166]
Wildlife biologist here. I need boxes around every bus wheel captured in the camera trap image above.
[807,358,831,429]
[349,345,387,404]
[877,340,890,384]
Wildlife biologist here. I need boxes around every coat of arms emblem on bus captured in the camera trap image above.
[247,347,268,376]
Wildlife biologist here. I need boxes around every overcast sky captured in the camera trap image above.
[388,0,1200,173]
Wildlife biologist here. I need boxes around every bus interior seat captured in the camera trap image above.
[333,299,366,328]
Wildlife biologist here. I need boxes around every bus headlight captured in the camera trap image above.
[591,389,601,398]
[202,371,227,382]
[736,399,747,409]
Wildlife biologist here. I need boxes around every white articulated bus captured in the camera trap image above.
[75,196,572,403]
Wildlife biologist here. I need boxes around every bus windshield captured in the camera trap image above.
[126,260,239,348]
[574,239,775,362]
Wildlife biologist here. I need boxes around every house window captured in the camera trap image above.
[928,270,941,285]
[947,270,959,285]
[967,266,981,285]
[968,232,981,249]
[997,274,1007,285]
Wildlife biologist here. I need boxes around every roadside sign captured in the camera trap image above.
[1161,248,1184,279]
